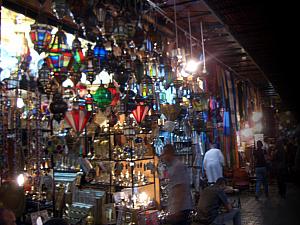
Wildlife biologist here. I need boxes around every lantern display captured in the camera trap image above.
[64,109,91,134]
[132,102,150,124]
[85,90,94,112]
[29,23,52,54]
[93,85,112,110]
[46,28,73,83]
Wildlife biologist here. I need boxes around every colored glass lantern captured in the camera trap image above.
[72,35,85,65]
[93,37,108,73]
[93,85,112,110]
[29,23,52,54]
[46,28,73,84]
[85,90,94,112]
[107,82,120,107]
[85,43,96,84]
[132,102,150,124]
[64,109,91,134]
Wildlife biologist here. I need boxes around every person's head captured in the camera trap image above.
[209,142,219,149]
[215,177,227,190]
[160,144,175,164]
[0,208,16,225]
[257,140,263,149]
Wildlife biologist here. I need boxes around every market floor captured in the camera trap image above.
[239,182,300,225]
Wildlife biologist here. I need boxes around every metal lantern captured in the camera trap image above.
[29,23,52,54]
[112,16,128,45]
[114,65,130,86]
[38,61,51,92]
[46,28,73,84]
[52,0,73,20]
[49,92,68,122]
[93,84,112,111]
[85,43,96,84]
[93,2,106,31]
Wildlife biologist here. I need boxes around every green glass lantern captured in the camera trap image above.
[93,84,112,111]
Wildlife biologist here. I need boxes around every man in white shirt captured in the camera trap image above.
[203,143,225,183]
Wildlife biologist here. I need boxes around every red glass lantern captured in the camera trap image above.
[46,28,73,84]
[64,109,91,135]
[29,23,52,54]
[107,82,120,107]
[132,102,150,124]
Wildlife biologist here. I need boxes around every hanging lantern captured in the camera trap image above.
[49,92,68,122]
[134,58,144,84]
[85,43,96,84]
[72,94,86,110]
[38,61,51,93]
[112,16,128,46]
[85,90,94,112]
[132,102,150,124]
[141,75,154,99]
[52,0,73,20]
[64,109,91,135]
[107,82,120,107]
[93,37,108,73]
[46,28,73,84]
[72,35,85,65]
[29,23,52,54]
[93,84,112,111]
[113,65,130,86]
[93,2,106,31]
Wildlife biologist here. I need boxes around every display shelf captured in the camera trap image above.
[83,182,155,189]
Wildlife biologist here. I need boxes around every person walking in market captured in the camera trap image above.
[274,139,288,199]
[203,143,225,184]
[253,140,269,200]
[160,144,193,225]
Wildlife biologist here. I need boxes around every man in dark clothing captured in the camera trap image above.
[274,140,288,199]
[196,177,241,225]
[253,140,269,199]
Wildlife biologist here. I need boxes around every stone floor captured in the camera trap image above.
[238,182,300,225]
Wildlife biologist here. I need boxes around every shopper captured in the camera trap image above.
[195,177,241,225]
[161,144,193,225]
[0,208,16,225]
[203,143,225,184]
[274,140,288,199]
[253,140,269,199]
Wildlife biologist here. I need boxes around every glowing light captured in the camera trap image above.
[17,97,25,108]
[62,78,74,88]
[241,127,253,138]
[17,174,25,186]
[185,59,200,74]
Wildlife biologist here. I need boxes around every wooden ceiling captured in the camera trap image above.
[3,0,294,113]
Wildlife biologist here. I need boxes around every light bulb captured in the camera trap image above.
[17,173,25,186]
[16,97,25,108]
[185,59,199,73]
